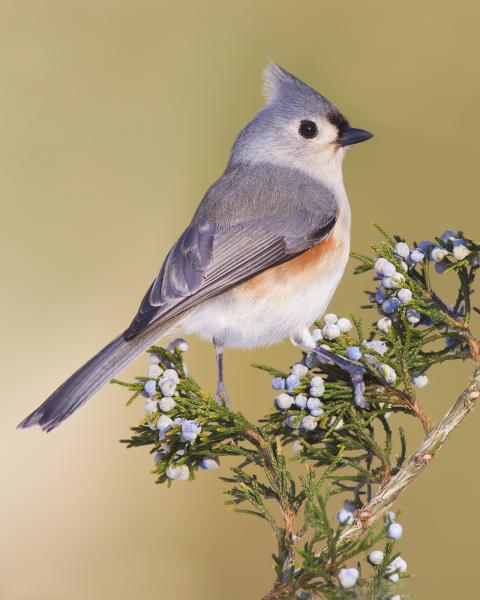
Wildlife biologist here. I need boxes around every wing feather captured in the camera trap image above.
[124,163,338,340]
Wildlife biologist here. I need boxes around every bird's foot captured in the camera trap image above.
[350,368,367,409]
[215,385,231,409]
[313,345,368,409]
[167,337,188,352]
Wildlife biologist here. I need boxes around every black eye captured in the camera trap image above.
[299,120,318,139]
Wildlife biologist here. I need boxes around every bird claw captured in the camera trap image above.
[313,345,369,409]
[351,370,368,409]
[167,337,188,352]
[215,387,231,409]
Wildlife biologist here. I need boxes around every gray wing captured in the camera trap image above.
[124,163,338,339]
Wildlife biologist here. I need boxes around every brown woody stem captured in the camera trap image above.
[244,429,298,599]
[335,363,480,546]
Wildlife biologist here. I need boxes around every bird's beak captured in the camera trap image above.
[338,127,374,147]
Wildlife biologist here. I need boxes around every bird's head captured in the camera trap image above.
[230,62,373,181]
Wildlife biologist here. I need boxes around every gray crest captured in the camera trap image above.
[262,61,337,116]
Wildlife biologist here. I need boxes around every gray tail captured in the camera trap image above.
[18,320,175,432]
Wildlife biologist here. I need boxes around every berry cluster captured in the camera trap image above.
[422,230,476,271]
[273,363,325,427]
[310,312,354,342]
[373,233,472,317]
[337,508,406,594]
[141,341,219,481]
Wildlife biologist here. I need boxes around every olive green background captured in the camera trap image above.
[1,1,479,598]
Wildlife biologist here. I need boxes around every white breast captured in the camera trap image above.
[179,194,351,349]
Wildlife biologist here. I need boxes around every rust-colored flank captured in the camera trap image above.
[238,231,342,294]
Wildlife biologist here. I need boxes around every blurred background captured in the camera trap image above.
[1,1,479,598]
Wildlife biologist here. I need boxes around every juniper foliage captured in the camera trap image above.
[114,227,480,600]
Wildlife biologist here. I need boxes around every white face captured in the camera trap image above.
[281,115,344,168]
[237,113,346,185]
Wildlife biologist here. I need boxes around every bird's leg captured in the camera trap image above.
[313,345,368,409]
[213,338,230,408]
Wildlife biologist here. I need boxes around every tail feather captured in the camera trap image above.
[18,319,177,432]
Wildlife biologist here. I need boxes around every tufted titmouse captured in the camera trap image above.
[19,62,373,432]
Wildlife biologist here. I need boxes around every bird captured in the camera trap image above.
[18,62,373,432]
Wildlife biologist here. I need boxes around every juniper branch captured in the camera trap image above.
[244,428,298,570]
[117,226,479,600]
